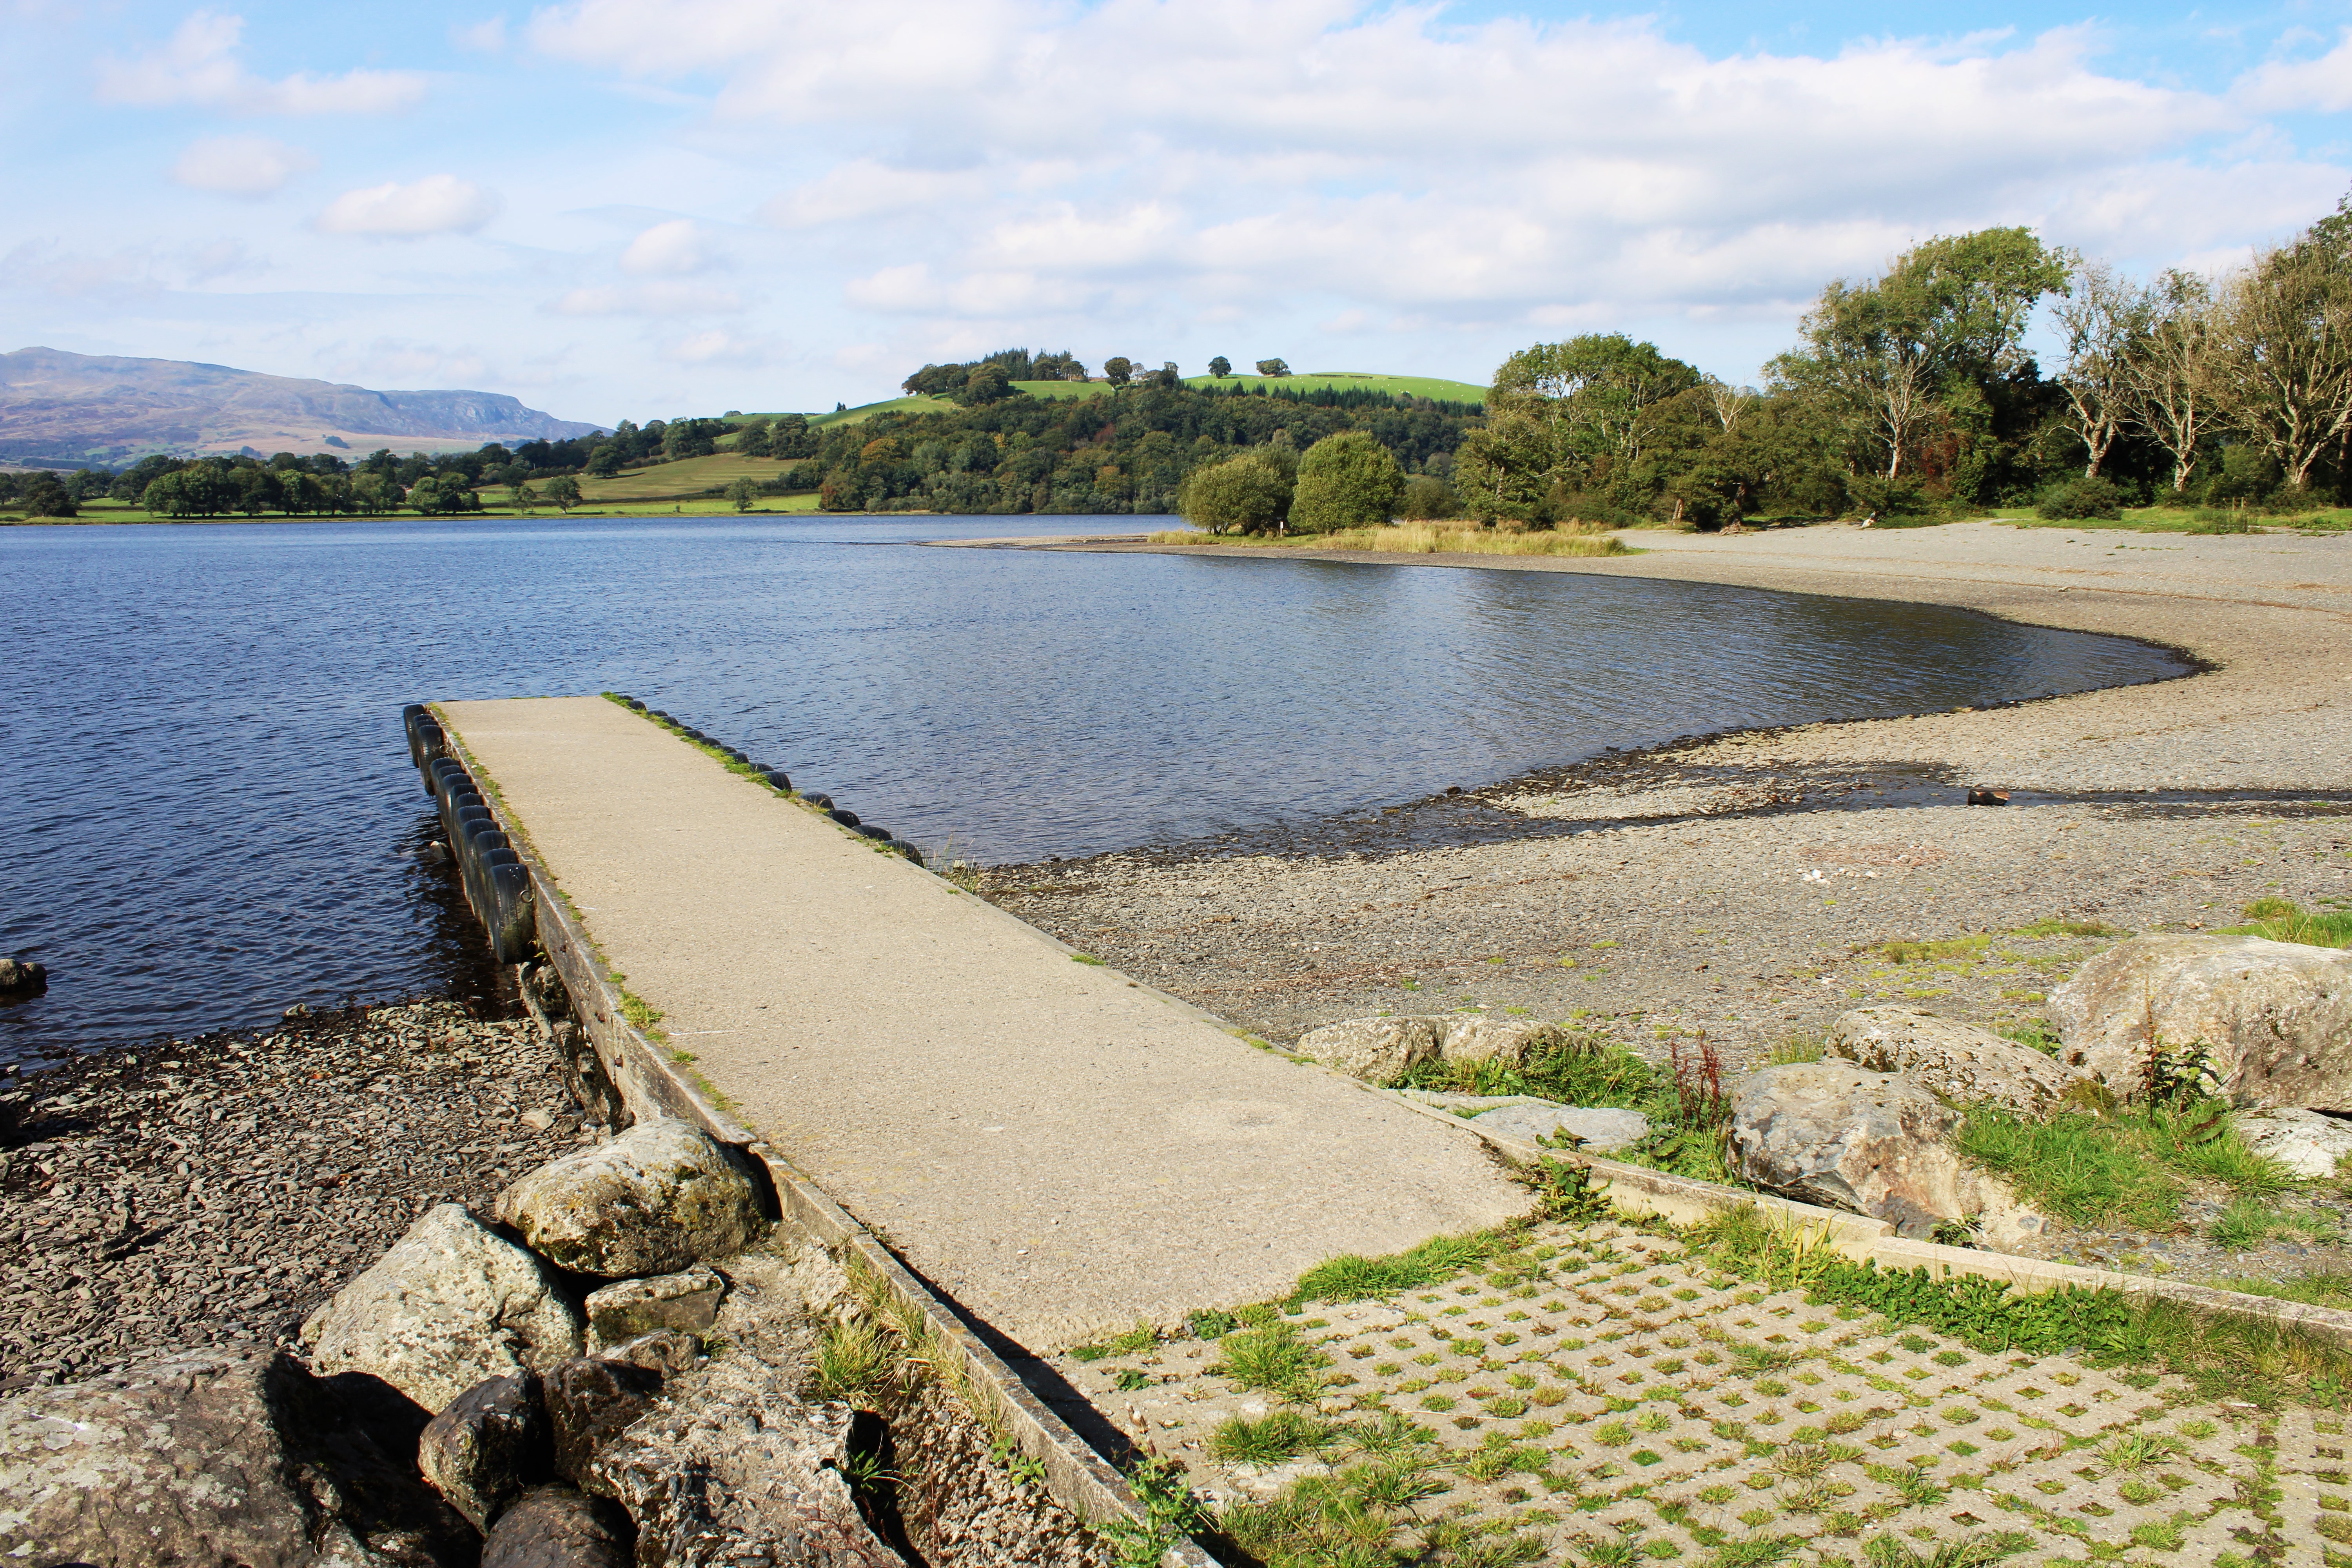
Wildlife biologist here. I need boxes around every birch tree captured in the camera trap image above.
[2052,257,2151,479]
[2216,231,2352,494]
[2124,270,2223,493]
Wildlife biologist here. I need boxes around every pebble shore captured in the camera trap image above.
[0,998,585,1391]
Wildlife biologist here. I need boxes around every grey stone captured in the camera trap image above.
[495,1118,764,1278]
[2237,1107,2352,1180]
[1439,1016,1566,1067]
[480,1485,633,1568]
[2051,935,2352,1108]
[0,1348,472,1568]
[546,1356,666,1484]
[0,1350,313,1567]
[419,1372,548,1534]
[1470,1103,1650,1152]
[1726,1061,2041,1241]
[584,1265,724,1352]
[1828,1006,2080,1113]
[302,1202,584,1412]
[1395,1090,1562,1113]
[1292,1016,1439,1082]
[587,1356,900,1568]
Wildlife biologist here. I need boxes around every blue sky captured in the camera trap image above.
[4,0,2348,425]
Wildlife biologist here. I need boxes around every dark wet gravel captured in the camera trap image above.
[0,999,588,1391]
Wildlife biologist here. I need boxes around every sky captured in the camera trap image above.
[4,0,2349,426]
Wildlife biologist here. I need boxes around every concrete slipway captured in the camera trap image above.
[437,694,1528,1351]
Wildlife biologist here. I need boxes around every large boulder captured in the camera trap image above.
[586,1357,900,1567]
[1439,1017,1566,1067]
[1470,1103,1649,1152]
[584,1266,724,1352]
[546,1357,666,1484]
[303,1203,584,1412]
[0,1349,472,1568]
[481,1485,634,1568]
[1726,1062,2040,1242]
[2051,935,2352,1108]
[2236,1108,2352,1180]
[1828,1007,2080,1114]
[419,1373,549,1534]
[495,1118,764,1278]
[1292,1016,1439,1082]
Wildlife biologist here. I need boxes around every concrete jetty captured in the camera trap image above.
[435,695,1526,1349]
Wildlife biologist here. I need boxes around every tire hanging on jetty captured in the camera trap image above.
[407,707,535,964]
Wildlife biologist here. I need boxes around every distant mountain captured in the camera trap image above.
[0,347,604,466]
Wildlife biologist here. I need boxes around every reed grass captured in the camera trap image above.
[1146,523,1630,556]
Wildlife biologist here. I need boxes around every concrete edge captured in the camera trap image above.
[1376,1087,2352,1352]
[434,706,1207,1565]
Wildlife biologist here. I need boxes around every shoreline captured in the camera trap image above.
[987,518,2351,1050]
[983,520,2352,1287]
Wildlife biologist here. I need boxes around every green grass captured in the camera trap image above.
[2009,918,2125,939]
[1183,370,1489,404]
[1211,1320,1330,1401]
[1687,1202,2352,1408]
[809,393,964,427]
[2218,898,2352,948]
[1992,503,2352,534]
[568,452,807,503]
[1953,1099,2290,1230]
[1208,1411,1334,1465]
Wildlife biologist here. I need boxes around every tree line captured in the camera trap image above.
[1436,190,2352,531]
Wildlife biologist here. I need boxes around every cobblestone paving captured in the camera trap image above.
[1060,1221,2346,1565]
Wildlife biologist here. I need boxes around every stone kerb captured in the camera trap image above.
[430,705,1216,1568]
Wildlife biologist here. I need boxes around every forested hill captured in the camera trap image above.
[779,377,1481,515]
[0,347,603,465]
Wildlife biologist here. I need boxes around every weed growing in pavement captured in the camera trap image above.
[1296,1232,1504,1304]
[1209,1410,1335,1465]
[1213,1414,1463,1568]
[1858,1534,2036,1567]
[813,1319,893,1399]
[1212,1319,1331,1401]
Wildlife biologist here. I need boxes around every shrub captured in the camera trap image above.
[1397,474,1459,519]
[1844,473,1934,520]
[1289,430,1405,532]
[2036,476,2125,520]
[1177,451,1294,534]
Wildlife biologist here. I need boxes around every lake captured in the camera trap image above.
[0,514,2186,1063]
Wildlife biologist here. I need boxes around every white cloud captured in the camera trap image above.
[550,281,744,315]
[453,15,508,53]
[170,135,316,198]
[521,0,2318,343]
[317,176,501,237]
[2236,31,2352,114]
[761,160,967,227]
[665,328,781,365]
[98,11,428,115]
[620,219,716,275]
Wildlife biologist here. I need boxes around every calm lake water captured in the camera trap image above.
[1,514,2186,1063]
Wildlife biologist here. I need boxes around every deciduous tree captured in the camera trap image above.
[1290,429,1405,532]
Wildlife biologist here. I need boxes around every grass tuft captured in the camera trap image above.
[2217,898,2352,948]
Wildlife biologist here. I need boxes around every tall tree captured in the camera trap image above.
[1490,333,1704,481]
[1103,357,1134,388]
[2124,270,2224,493]
[1208,356,1232,378]
[1774,227,2066,481]
[2216,223,2352,494]
[2052,256,2152,479]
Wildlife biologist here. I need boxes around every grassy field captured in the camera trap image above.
[2,487,826,525]
[806,394,961,428]
[562,453,802,503]
[1184,371,1488,403]
[1989,503,2352,533]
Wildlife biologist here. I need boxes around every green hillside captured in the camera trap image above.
[1186,371,1486,404]
[748,370,1481,431]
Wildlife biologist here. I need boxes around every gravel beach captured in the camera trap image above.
[989,520,2352,1282]
[0,998,585,1391]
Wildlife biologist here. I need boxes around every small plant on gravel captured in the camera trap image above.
[2011,918,2124,938]
[1101,1455,1204,1568]
[2220,898,2352,948]
[813,1319,893,1399]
